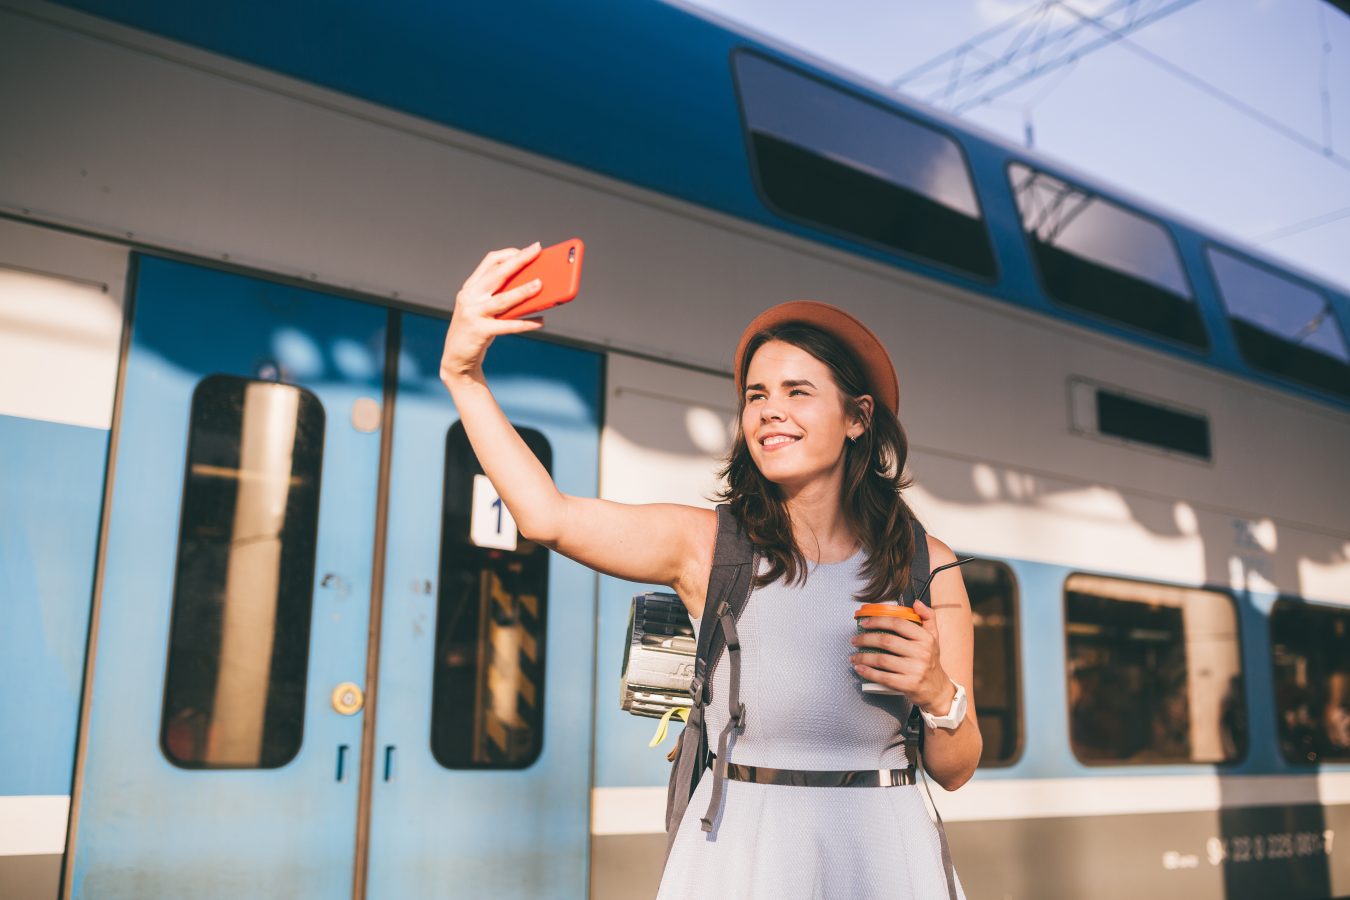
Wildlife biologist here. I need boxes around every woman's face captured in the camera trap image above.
[741,340,863,491]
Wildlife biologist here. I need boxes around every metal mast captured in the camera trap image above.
[892,0,1201,114]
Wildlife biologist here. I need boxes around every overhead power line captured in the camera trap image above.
[1252,204,1350,243]
[1104,29,1350,176]
[1319,1,1336,155]
[891,0,1201,114]
[895,0,1350,176]
[893,0,1350,252]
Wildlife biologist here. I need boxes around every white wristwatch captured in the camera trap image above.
[919,681,967,731]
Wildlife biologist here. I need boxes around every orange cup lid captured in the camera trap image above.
[854,603,921,622]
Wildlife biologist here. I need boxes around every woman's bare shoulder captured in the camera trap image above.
[672,505,719,619]
[923,532,971,613]
[925,532,958,566]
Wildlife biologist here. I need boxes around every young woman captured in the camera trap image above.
[441,243,980,898]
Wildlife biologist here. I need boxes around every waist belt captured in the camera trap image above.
[711,756,916,788]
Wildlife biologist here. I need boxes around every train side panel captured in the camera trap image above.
[0,221,127,897]
[5,2,1349,555]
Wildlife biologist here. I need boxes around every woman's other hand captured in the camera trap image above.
[440,243,546,382]
[849,599,953,713]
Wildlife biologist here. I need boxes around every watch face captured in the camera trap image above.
[950,698,966,724]
[925,682,967,729]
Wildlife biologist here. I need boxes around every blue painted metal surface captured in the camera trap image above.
[0,415,106,796]
[71,256,387,898]
[366,313,601,898]
[49,0,1350,412]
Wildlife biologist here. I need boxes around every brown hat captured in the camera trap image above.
[734,300,899,414]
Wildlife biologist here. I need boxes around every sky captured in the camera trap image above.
[677,0,1350,293]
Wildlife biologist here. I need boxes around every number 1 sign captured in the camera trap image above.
[470,473,519,551]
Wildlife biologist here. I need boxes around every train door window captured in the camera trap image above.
[1008,163,1208,350]
[731,50,997,280]
[1270,597,1350,764]
[431,421,552,769]
[1064,574,1245,765]
[1206,246,1350,401]
[160,376,325,768]
[964,559,1021,765]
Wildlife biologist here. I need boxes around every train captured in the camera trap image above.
[2,0,1349,897]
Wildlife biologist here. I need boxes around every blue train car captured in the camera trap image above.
[1,0,1348,897]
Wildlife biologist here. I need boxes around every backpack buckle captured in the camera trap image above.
[730,702,747,730]
[688,673,706,701]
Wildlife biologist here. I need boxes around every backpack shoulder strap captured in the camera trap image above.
[663,503,755,855]
[904,514,930,606]
[696,504,755,696]
[694,505,754,832]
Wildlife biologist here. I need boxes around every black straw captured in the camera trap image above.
[914,556,976,605]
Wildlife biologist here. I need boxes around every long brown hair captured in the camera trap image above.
[715,322,919,602]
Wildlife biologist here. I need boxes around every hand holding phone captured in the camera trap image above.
[494,238,585,319]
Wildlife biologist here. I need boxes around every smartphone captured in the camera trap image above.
[495,238,585,319]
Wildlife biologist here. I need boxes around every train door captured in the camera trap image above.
[70,257,602,898]
[364,311,600,898]
[70,255,387,897]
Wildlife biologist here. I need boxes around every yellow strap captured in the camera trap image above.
[648,706,691,748]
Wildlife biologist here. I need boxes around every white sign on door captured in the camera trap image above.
[470,473,518,551]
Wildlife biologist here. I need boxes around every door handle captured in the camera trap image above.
[383,745,396,782]
[336,744,349,783]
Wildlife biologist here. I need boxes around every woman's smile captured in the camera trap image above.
[759,432,801,451]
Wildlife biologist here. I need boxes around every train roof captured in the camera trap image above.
[664,0,1346,297]
[48,0,1350,410]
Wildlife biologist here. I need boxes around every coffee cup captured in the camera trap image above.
[853,603,921,695]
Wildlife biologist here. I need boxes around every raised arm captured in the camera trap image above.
[439,245,717,615]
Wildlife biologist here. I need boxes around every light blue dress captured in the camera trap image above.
[657,550,966,899]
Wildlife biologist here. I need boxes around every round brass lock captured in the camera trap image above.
[351,397,381,433]
[331,682,365,716]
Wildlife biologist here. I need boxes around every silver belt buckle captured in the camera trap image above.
[878,769,894,787]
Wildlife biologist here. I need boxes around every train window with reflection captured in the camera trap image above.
[161,375,324,769]
[964,559,1021,765]
[1206,246,1350,401]
[432,421,552,769]
[732,50,997,280]
[1009,163,1207,349]
[1271,598,1350,764]
[1064,574,1245,765]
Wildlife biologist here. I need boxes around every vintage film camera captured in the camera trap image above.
[620,592,696,718]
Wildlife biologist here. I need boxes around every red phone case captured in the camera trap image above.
[495,238,585,319]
